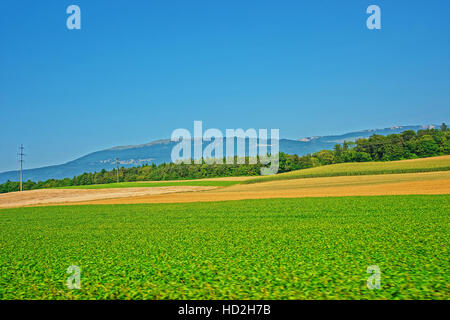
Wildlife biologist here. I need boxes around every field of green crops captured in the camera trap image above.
[0,195,448,299]
[57,180,241,189]
[245,155,450,184]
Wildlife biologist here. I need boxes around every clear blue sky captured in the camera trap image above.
[1,0,449,171]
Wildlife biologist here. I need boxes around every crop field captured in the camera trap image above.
[58,180,241,189]
[0,186,219,209]
[0,195,448,299]
[245,155,450,184]
[73,171,450,206]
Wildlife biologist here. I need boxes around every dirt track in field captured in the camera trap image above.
[135,176,252,183]
[0,186,217,209]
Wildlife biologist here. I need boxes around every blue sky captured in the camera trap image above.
[1,0,449,171]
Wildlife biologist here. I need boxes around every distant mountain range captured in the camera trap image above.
[0,124,438,183]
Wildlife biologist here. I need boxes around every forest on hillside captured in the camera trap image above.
[1,124,449,193]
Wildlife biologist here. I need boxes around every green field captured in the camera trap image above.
[245,155,450,184]
[0,195,448,299]
[57,180,241,189]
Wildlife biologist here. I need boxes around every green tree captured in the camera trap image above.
[416,135,440,157]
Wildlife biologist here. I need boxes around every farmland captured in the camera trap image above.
[0,156,449,300]
[245,155,450,184]
[0,195,448,299]
[57,180,242,189]
[1,170,449,208]
[66,171,450,206]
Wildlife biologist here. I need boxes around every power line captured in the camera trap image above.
[18,144,24,191]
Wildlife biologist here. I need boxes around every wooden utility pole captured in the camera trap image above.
[19,144,24,191]
[115,157,119,183]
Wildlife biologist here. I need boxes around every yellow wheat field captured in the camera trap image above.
[52,171,450,206]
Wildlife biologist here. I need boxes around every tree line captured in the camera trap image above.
[1,124,448,193]
[277,124,449,173]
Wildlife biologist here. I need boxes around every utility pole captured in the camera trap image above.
[19,144,24,191]
[115,157,119,183]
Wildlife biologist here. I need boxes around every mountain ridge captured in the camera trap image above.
[0,124,439,183]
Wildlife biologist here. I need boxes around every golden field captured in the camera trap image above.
[1,156,449,208]
[71,170,450,205]
[245,155,450,183]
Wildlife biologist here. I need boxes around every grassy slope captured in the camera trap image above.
[57,180,241,189]
[245,155,450,184]
[0,195,448,299]
[54,156,450,189]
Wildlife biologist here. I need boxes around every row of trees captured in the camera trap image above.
[0,160,264,193]
[1,124,448,193]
